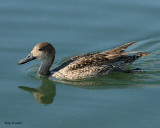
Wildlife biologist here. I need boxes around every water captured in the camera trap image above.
[0,0,160,128]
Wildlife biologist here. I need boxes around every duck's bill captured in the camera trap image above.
[17,53,36,65]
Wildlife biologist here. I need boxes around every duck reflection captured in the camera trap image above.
[19,77,56,105]
[18,71,143,104]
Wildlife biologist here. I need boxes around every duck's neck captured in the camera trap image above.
[38,57,54,76]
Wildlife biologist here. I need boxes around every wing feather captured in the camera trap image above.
[102,41,137,54]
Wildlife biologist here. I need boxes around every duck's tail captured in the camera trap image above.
[137,52,150,57]
[122,51,150,57]
[119,51,150,67]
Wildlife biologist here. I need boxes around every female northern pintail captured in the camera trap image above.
[18,41,149,80]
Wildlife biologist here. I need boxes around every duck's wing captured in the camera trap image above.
[68,54,110,70]
[50,53,97,72]
[67,51,148,71]
[55,41,136,70]
[102,41,137,54]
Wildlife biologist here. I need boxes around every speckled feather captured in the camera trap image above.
[51,41,149,80]
[51,41,137,72]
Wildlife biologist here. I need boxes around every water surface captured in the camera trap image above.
[0,0,160,128]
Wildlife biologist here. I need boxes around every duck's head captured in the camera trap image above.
[18,42,56,65]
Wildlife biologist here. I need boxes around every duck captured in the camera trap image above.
[17,41,149,80]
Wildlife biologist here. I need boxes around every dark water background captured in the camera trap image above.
[0,0,160,128]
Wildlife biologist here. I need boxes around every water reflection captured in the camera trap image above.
[18,73,132,105]
[19,77,56,105]
[18,66,159,105]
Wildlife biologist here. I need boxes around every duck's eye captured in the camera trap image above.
[38,48,43,51]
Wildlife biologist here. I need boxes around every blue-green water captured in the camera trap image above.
[0,0,160,128]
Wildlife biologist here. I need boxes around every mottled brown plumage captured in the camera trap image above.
[18,41,149,80]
